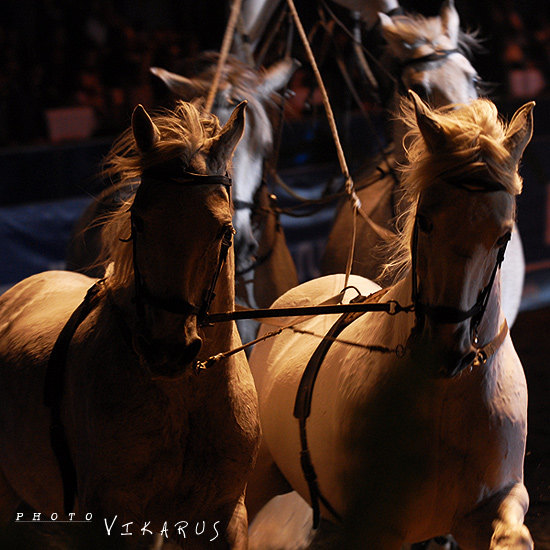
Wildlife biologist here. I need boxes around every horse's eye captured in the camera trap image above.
[496,230,512,248]
[417,214,433,234]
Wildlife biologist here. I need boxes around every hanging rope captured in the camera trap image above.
[286,0,353,196]
[286,0,394,287]
[205,0,244,113]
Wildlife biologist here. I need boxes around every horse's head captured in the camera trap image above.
[151,53,298,272]
[379,0,479,107]
[400,91,534,377]
[103,100,246,378]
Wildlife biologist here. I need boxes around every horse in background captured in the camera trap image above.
[321,0,527,327]
[247,92,534,549]
[0,100,260,548]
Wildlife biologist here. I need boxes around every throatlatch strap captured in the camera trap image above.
[44,280,104,515]
[293,288,389,528]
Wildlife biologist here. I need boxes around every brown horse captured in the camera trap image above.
[67,53,299,344]
[0,100,260,548]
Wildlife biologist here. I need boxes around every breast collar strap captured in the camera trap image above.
[130,171,233,324]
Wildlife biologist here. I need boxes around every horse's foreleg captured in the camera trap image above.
[245,438,292,522]
[452,482,533,550]
[223,494,248,550]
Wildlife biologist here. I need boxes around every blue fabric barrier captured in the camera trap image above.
[0,196,93,293]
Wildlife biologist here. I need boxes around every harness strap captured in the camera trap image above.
[44,279,105,515]
[293,288,389,528]
[473,320,508,368]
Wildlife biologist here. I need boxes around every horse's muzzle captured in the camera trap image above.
[408,320,477,378]
[134,333,203,379]
[437,348,477,378]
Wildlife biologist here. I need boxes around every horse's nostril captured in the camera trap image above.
[184,338,202,363]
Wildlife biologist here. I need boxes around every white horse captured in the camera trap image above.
[321,0,526,327]
[247,92,534,549]
[0,100,260,548]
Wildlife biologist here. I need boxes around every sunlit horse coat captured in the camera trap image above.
[247,93,534,549]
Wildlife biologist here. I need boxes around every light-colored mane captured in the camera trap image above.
[383,98,523,281]
[100,100,222,289]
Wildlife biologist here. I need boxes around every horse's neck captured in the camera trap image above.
[477,271,506,346]
[368,275,416,347]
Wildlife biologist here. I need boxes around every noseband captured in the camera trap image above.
[130,169,234,325]
[410,179,510,337]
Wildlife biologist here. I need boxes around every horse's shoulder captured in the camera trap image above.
[270,274,381,309]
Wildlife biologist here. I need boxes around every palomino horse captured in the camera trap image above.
[321,0,527,327]
[0,100,260,548]
[247,92,534,549]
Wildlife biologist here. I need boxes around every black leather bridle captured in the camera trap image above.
[129,169,234,325]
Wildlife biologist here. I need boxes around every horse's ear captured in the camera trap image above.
[257,58,301,98]
[409,90,447,153]
[504,101,535,166]
[440,0,460,46]
[132,104,160,153]
[150,67,208,99]
[378,12,399,42]
[207,101,247,164]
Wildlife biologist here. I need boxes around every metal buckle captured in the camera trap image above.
[472,349,487,368]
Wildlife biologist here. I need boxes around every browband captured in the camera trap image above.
[141,171,232,188]
[400,49,460,69]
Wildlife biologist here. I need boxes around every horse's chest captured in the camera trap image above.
[337,367,526,533]
[70,362,258,519]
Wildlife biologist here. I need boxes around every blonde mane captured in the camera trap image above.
[100,100,222,289]
[382,98,523,282]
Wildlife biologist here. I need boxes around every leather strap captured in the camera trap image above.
[44,280,105,515]
[473,320,508,368]
[293,288,389,528]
